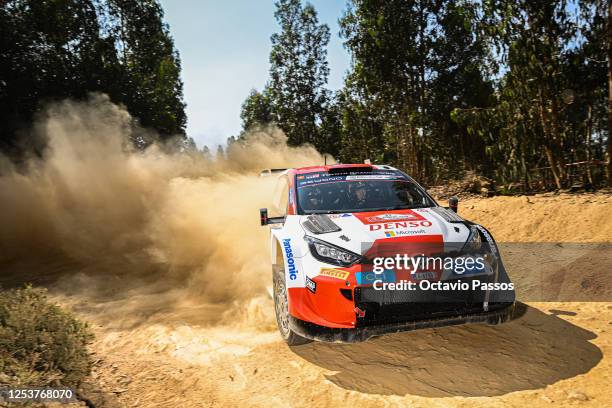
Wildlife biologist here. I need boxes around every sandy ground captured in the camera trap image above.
[6,193,612,407]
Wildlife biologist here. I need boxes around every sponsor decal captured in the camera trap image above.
[345,175,395,180]
[283,239,298,281]
[329,213,352,219]
[356,270,396,285]
[369,221,432,231]
[366,213,422,223]
[384,229,426,237]
[297,175,345,187]
[318,268,350,280]
[305,276,316,293]
[296,171,407,188]
[475,225,498,256]
[355,210,427,225]
[413,271,436,280]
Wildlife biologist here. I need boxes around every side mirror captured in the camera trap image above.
[449,196,459,213]
[260,208,286,226]
[260,208,268,226]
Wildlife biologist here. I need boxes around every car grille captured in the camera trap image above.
[354,279,489,327]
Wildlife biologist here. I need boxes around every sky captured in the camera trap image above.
[159,0,351,149]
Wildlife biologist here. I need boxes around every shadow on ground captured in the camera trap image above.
[292,304,602,397]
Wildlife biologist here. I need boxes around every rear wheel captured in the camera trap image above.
[273,264,312,346]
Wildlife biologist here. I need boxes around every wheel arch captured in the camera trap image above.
[270,234,284,266]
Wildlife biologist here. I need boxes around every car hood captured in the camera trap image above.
[299,207,471,255]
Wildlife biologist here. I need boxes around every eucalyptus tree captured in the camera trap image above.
[339,0,439,179]
[339,0,494,182]
[429,0,496,180]
[268,0,331,146]
[0,0,187,156]
[0,0,107,154]
[477,0,578,189]
[106,0,186,141]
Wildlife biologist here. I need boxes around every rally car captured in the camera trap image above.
[260,164,516,344]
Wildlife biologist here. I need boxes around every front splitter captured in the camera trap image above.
[289,302,524,343]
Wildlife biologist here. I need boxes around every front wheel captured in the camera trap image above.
[273,265,312,346]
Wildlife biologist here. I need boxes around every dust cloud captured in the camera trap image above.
[0,94,325,325]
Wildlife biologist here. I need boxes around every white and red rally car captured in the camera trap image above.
[260,164,516,345]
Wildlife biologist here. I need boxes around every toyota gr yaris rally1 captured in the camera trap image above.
[260,164,516,345]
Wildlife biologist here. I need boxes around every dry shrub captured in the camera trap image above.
[0,285,93,387]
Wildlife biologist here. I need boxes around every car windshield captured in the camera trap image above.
[296,171,435,214]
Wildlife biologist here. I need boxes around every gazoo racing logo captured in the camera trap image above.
[283,239,298,280]
[366,213,421,223]
[369,220,432,231]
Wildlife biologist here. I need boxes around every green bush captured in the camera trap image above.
[0,285,93,387]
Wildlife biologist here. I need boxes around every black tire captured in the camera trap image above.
[272,264,312,346]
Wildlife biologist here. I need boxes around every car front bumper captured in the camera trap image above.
[289,301,522,343]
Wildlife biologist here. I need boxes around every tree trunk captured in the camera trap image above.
[538,87,563,189]
[608,0,612,186]
[586,104,594,186]
[549,95,566,181]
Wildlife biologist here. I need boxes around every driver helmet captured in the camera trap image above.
[353,181,368,201]
[306,187,322,207]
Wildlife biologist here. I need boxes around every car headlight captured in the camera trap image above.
[305,236,361,266]
[467,225,482,244]
[463,225,499,269]
[461,225,482,253]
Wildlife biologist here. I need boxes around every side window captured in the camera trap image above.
[272,176,289,217]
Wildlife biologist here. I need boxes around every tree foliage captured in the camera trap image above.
[240,88,275,131]
[454,0,609,188]
[261,0,331,148]
[338,0,495,183]
[0,0,186,156]
[241,0,609,189]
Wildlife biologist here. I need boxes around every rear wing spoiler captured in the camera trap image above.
[259,168,288,177]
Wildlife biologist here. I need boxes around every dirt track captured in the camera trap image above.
[38,193,606,408]
[4,193,611,407]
